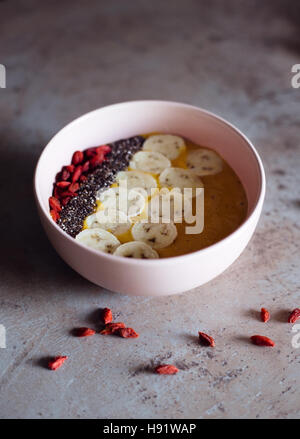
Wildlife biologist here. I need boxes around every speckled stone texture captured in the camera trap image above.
[0,0,300,419]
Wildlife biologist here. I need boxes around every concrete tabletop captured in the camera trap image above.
[0,0,300,419]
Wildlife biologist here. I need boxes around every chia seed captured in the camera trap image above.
[58,135,145,237]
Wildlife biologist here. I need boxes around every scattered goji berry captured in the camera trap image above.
[117,327,139,338]
[288,308,300,323]
[155,364,179,375]
[261,307,270,323]
[49,196,61,212]
[80,175,87,182]
[48,356,68,370]
[72,150,84,165]
[75,327,96,337]
[198,331,215,347]
[102,308,113,324]
[100,322,126,335]
[250,335,275,347]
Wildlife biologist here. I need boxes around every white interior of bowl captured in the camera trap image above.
[35,101,263,221]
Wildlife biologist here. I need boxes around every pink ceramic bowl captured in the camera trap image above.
[34,100,265,296]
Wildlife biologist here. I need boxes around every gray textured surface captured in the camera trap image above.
[0,0,300,419]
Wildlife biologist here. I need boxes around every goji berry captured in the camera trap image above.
[90,153,105,168]
[61,197,71,206]
[69,182,79,193]
[48,356,68,370]
[198,331,215,347]
[100,322,125,335]
[261,307,270,323]
[49,196,61,212]
[117,327,139,338]
[72,150,84,165]
[56,181,71,189]
[75,327,96,337]
[84,147,97,158]
[82,161,90,173]
[102,308,113,324]
[72,165,82,182]
[50,209,60,222]
[288,308,300,323]
[250,335,275,347]
[61,169,70,181]
[65,164,75,173]
[155,364,179,375]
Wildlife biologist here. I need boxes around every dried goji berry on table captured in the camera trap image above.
[261,307,270,323]
[288,308,300,323]
[250,335,275,347]
[72,150,84,165]
[155,364,179,375]
[49,196,61,212]
[117,327,139,338]
[198,331,215,347]
[100,322,126,335]
[102,307,113,324]
[48,356,68,370]
[75,327,96,337]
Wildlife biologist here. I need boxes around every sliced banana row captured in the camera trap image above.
[75,228,120,254]
[85,209,132,236]
[159,167,204,197]
[187,148,222,176]
[97,187,146,218]
[143,134,186,160]
[114,241,159,259]
[116,170,157,197]
[147,188,185,223]
[129,151,171,174]
[131,221,177,249]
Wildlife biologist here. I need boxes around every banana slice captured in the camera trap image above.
[159,167,204,197]
[129,151,171,174]
[116,170,157,197]
[147,188,184,223]
[97,187,145,217]
[187,148,222,176]
[131,221,177,249]
[86,209,132,236]
[143,134,186,160]
[114,241,159,259]
[75,228,120,254]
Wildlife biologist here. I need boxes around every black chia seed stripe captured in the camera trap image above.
[57,135,145,237]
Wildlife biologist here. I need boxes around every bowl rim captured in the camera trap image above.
[34,99,266,266]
